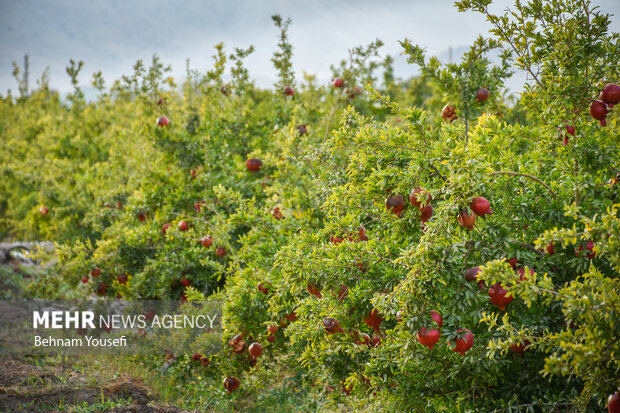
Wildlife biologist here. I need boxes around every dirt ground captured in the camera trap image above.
[0,357,183,412]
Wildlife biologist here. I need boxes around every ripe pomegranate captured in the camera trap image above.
[601,83,620,107]
[489,282,514,311]
[267,325,279,335]
[509,339,531,354]
[371,335,382,347]
[470,197,493,216]
[337,284,349,301]
[307,283,322,298]
[608,390,620,413]
[323,317,344,334]
[386,194,406,217]
[223,377,240,393]
[181,276,191,287]
[117,274,128,285]
[191,353,202,361]
[409,187,431,208]
[284,86,295,96]
[330,235,344,244]
[137,213,146,222]
[517,267,534,282]
[297,124,307,136]
[96,282,107,296]
[257,282,269,294]
[476,87,490,102]
[272,207,283,219]
[246,158,262,172]
[364,309,383,333]
[215,247,226,257]
[161,223,171,235]
[458,208,476,229]
[589,100,609,121]
[156,116,169,127]
[441,105,458,122]
[430,310,443,328]
[417,327,440,349]
[248,342,263,358]
[420,204,433,223]
[451,329,474,355]
[575,241,595,259]
[267,335,275,342]
[358,225,369,241]
[507,257,518,269]
[564,125,576,136]
[333,78,345,88]
[81,276,89,284]
[90,268,101,278]
[201,356,210,366]
[286,311,297,322]
[178,220,189,231]
[39,206,49,215]
[464,266,480,282]
[546,242,554,255]
[190,169,197,179]
[357,333,371,346]
[200,236,213,247]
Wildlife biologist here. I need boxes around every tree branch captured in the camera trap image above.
[490,171,557,199]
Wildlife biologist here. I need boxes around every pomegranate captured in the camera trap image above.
[284,86,295,96]
[430,310,443,328]
[285,311,297,322]
[546,242,554,255]
[589,100,609,121]
[386,194,406,217]
[181,276,191,287]
[371,335,382,347]
[357,333,371,346]
[270,206,282,219]
[489,282,514,311]
[161,223,171,235]
[451,329,474,355]
[200,236,213,247]
[307,283,322,298]
[507,257,518,269]
[96,282,107,296]
[330,235,344,244]
[470,197,493,216]
[517,267,534,282]
[323,317,344,334]
[601,83,620,107]
[420,204,433,223]
[333,78,345,88]
[476,87,490,102]
[417,327,440,349]
[39,206,49,215]
[564,125,576,136]
[409,187,431,208]
[257,282,269,294]
[337,284,349,301]
[246,158,263,172]
[81,276,89,284]
[267,335,275,342]
[156,116,169,127]
[190,169,197,179]
[458,208,476,229]
[364,309,383,333]
[157,97,164,105]
[248,342,263,358]
[201,356,211,366]
[441,105,458,122]
[608,390,620,413]
[215,247,226,257]
[90,268,101,278]
[117,274,128,285]
[575,241,595,259]
[509,339,531,354]
[223,377,240,393]
[178,220,189,231]
[191,353,202,361]
[464,266,480,282]
[267,325,279,335]
[358,225,369,241]
[137,213,147,222]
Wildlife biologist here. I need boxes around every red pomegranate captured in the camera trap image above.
[601,83,620,107]
[451,329,474,355]
[364,309,383,333]
[476,87,490,102]
[333,78,345,88]
[470,197,493,216]
[39,206,49,215]
[509,339,531,354]
[191,353,202,361]
[90,268,101,278]
[337,284,349,301]
[323,317,344,334]
[386,194,406,217]
[272,207,283,219]
[358,225,369,241]
[200,236,213,247]
[430,310,443,328]
[223,377,240,393]
[417,327,440,349]
[307,283,322,298]
[608,390,620,413]
[420,204,433,223]
[248,342,263,358]
[458,208,477,229]
[267,325,279,335]
[589,100,609,121]
[246,158,263,172]
[409,187,431,208]
[156,116,169,127]
[284,86,295,96]
[489,282,514,311]
[215,247,226,257]
[357,333,371,346]
[575,241,596,259]
[507,257,518,269]
[161,223,171,235]
[464,266,480,282]
[286,311,297,322]
[546,242,554,255]
[517,267,535,282]
[178,220,189,231]
[81,276,89,284]
[181,276,191,287]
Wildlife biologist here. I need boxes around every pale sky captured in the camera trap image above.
[0,0,619,97]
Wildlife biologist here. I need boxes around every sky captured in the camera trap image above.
[0,0,619,98]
